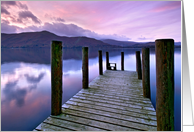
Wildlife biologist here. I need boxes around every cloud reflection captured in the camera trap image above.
[25,72,45,83]
[2,80,27,107]
[1,63,48,107]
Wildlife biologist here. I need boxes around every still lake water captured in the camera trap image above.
[1,48,181,131]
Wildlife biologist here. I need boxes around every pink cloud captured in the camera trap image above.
[150,1,181,13]
[1,1,28,10]
[18,11,41,24]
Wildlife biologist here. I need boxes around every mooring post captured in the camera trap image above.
[142,48,150,98]
[98,50,103,75]
[136,61,138,72]
[82,47,89,89]
[106,52,109,70]
[121,52,124,71]
[136,51,142,79]
[51,41,62,116]
[155,39,174,131]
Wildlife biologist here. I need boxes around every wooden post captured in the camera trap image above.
[155,39,174,131]
[142,48,150,98]
[51,41,62,116]
[136,51,142,79]
[106,52,109,70]
[82,47,88,89]
[114,63,117,70]
[98,50,103,75]
[121,52,124,71]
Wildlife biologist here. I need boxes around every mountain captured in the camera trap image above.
[1,31,181,48]
[101,39,181,48]
[129,42,181,48]
[101,39,139,46]
[1,31,119,48]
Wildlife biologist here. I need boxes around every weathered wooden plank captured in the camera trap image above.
[72,95,155,111]
[65,100,156,116]
[34,122,74,131]
[77,91,152,104]
[77,91,151,104]
[70,95,155,111]
[61,108,157,131]
[89,87,144,95]
[51,113,138,131]
[88,87,144,95]
[81,91,144,100]
[75,93,153,107]
[62,103,157,125]
[89,84,144,91]
[62,102,157,120]
[76,93,153,107]
[44,116,104,131]
[89,82,142,88]
[89,75,142,87]
[80,90,145,99]
[79,89,150,101]
[80,90,145,101]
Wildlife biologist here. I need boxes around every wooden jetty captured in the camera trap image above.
[34,39,175,131]
[34,70,157,131]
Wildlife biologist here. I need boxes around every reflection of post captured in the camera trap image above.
[106,52,109,70]
[142,48,150,98]
[155,39,174,131]
[136,51,142,79]
[82,47,88,89]
[98,50,103,75]
[51,41,62,116]
[121,52,124,71]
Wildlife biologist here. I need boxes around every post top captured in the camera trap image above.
[52,40,62,43]
[155,39,174,42]
[82,47,88,49]
[142,48,150,50]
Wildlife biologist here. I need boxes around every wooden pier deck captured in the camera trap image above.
[34,70,157,131]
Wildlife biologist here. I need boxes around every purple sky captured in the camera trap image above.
[1,1,181,42]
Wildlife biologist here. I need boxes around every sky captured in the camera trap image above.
[1,1,181,42]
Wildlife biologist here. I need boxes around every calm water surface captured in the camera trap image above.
[1,48,181,131]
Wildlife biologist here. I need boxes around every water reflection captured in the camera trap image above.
[1,48,181,131]
[150,48,181,131]
[1,63,51,131]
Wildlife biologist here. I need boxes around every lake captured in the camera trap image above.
[1,47,181,131]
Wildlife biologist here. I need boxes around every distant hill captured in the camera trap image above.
[1,31,181,48]
[1,31,119,48]
[101,39,181,48]
[128,42,181,48]
[101,39,142,47]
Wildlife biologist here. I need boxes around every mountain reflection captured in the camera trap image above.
[2,48,145,64]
